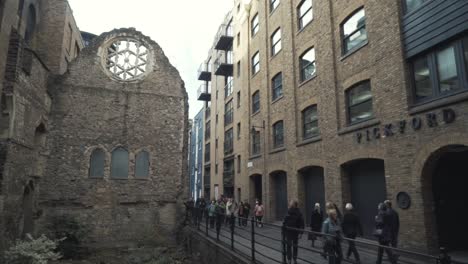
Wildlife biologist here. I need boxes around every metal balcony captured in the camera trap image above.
[197,62,211,81]
[214,24,234,51]
[214,52,233,76]
[197,83,211,101]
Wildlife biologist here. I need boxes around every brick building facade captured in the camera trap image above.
[197,0,468,253]
[0,0,188,259]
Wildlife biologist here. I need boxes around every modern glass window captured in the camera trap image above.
[270,0,279,12]
[272,72,283,100]
[135,151,149,178]
[300,48,316,82]
[225,76,233,97]
[252,131,261,155]
[298,0,313,30]
[302,105,319,139]
[271,28,282,56]
[273,121,284,148]
[224,100,233,126]
[89,148,105,178]
[410,37,468,102]
[252,91,260,114]
[251,13,259,36]
[111,147,129,179]
[347,81,373,124]
[224,128,234,154]
[252,51,260,75]
[404,0,427,13]
[342,8,367,54]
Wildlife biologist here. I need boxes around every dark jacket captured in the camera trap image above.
[284,207,305,238]
[342,211,363,238]
[387,207,400,239]
[375,209,392,243]
[310,209,323,232]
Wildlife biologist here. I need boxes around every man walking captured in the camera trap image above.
[384,200,400,248]
[342,203,362,263]
[283,200,305,264]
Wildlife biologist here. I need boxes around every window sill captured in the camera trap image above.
[270,49,282,60]
[297,135,322,147]
[224,153,235,160]
[337,118,380,135]
[272,95,284,105]
[251,71,260,79]
[252,110,261,117]
[340,41,368,61]
[269,147,286,154]
[134,177,149,181]
[269,6,279,17]
[297,20,313,35]
[249,154,262,160]
[408,90,468,115]
[298,74,317,88]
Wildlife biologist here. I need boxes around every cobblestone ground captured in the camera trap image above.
[194,219,440,264]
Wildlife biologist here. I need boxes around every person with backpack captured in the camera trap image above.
[322,208,343,264]
[199,197,207,222]
[283,200,305,264]
[254,199,265,227]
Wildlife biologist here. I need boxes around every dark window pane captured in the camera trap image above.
[350,100,373,123]
[89,149,105,178]
[436,46,459,93]
[348,83,372,106]
[405,0,426,13]
[135,151,149,178]
[464,38,468,79]
[348,82,373,124]
[273,121,284,148]
[272,73,283,100]
[303,106,319,139]
[413,56,433,99]
[252,91,260,113]
[111,148,128,179]
[343,9,367,53]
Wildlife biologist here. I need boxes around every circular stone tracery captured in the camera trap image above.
[105,38,149,81]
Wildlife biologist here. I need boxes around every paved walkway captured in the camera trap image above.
[193,219,442,264]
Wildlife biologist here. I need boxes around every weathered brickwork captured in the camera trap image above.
[200,0,468,253]
[0,0,188,260]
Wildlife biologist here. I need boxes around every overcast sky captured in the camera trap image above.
[68,0,233,119]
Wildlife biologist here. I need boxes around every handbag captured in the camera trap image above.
[373,228,383,237]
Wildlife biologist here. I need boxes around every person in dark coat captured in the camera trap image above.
[283,200,305,264]
[375,203,397,264]
[384,200,400,248]
[238,201,244,226]
[309,203,323,247]
[342,203,362,263]
[243,201,251,226]
[199,197,207,222]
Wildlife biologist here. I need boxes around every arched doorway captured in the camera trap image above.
[422,145,468,252]
[249,174,262,205]
[298,166,325,225]
[270,171,288,221]
[342,159,386,239]
[22,181,34,237]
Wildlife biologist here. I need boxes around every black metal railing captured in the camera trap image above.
[185,206,455,264]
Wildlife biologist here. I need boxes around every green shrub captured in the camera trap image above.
[5,234,62,264]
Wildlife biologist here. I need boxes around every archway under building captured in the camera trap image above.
[422,145,468,254]
[270,171,288,221]
[342,158,387,239]
[298,166,325,225]
[249,174,262,205]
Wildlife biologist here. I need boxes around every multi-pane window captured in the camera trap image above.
[252,131,261,155]
[273,121,284,148]
[347,81,373,124]
[224,128,234,154]
[271,28,282,56]
[224,100,233,126]
[298,0,313,30]
[272,73,283,100]
[342,8,367,54]
[302,105,319,139]
[135,151,149,178]
[89,148,105,178]
[225,76,233,97]
[404,0,428,13]
[111,147,129,179]
[252,91,260,113]
[300,48,316,82]
[251,13,259,36]
[270,0,279,12]
[252,51,260,75]
[411,37,468,102]
[205,143,210,162]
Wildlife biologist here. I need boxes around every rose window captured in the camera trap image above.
[105,39,149,81]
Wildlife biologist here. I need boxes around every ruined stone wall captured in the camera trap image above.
[38,28,188,249]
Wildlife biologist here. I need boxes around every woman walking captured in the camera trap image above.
[254,200,265,227]
[322,209,343,264]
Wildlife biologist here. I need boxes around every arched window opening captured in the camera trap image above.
[34,123,46,148]
[135,151,150,178]
[89,148,105,178]
[24,5,37,45]
[111,147,128,179]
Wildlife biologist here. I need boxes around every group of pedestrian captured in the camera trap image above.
[283,199,400,264]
